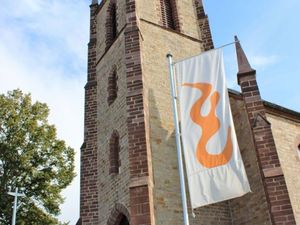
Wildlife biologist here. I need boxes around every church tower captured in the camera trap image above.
[79,0,299,225]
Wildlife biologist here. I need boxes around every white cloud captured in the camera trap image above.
[250,54,279,68]
[0,0,90,224]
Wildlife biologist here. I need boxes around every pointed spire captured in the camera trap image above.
[235,36,255,74]
[91,0,98,5]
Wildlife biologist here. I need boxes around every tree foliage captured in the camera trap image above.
[0,90,75,225]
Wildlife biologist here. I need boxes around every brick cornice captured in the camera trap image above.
[237,71,256,85]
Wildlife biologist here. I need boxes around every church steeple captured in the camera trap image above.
[234,36,255,75]
[234,35,296,225]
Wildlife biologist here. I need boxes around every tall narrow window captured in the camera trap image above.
[160,0,179,31]
[106,1,118,49]
[107,68,118,105]
[109,131,120,175]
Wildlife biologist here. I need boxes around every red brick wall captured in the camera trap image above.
[80,3,99,225]
[125,1,154,224]
[229,93,272,225]
[266,176,295,224]
[194,0,214,51]
[238,72,296,225]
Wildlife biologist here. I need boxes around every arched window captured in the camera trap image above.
[107,68,118,105]
[109,131,120,175]
[160,0,179,31]
[106,1,117,49]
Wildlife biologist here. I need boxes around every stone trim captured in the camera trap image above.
[107,203,130,225]
[129,176,149,188]
[253,113,271,128]
[263,167,283,178]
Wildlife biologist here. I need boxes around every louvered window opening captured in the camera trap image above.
[161,0,176,30]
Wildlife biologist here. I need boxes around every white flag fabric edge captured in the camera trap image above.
[175,49,251,209]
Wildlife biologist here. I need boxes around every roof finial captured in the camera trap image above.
[91,0,98,5]
[234,36,255,74]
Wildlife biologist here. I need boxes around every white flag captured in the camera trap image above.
[175,49,250,209]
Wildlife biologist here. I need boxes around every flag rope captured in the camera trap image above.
[173,40,239,65]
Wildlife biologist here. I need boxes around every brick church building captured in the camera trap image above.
[78,0,300,224]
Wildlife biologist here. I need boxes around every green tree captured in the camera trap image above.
[0,89,75,225]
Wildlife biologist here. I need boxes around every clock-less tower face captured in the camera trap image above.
[80,1,299,225]
[81,0,214,224]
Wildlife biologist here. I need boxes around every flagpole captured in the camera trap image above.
[167,53,190,225]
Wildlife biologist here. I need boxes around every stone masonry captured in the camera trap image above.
[79,0,300,224]
[80,3,99,225]
[235,37,296,225]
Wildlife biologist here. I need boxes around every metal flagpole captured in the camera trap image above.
[167,53,190,225]
[8,187,25,225]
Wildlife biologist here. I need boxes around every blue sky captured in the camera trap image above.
[0,0,299,224]
[205,0,300,112]
[0,1,90,224]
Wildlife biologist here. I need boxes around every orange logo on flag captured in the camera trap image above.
[182,83,233,168]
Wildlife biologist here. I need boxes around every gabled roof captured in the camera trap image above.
[228,89,300,123]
